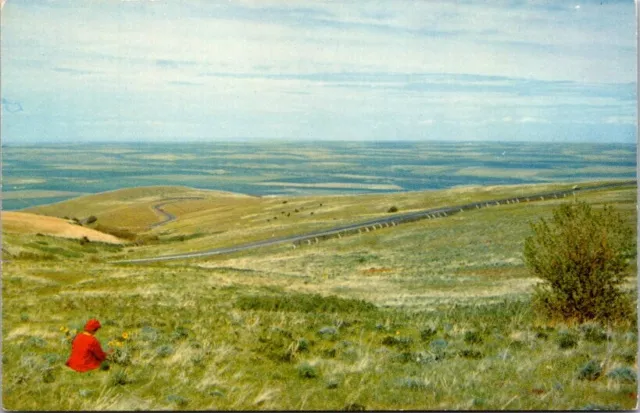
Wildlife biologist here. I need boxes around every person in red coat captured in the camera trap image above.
[65,319,110,372]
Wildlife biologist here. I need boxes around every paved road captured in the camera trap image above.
[112,180,636,264]
[148,197,205,229]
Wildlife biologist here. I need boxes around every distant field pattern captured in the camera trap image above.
[2,141,636,210]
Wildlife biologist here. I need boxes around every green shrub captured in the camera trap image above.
[430,338,448,349]
[109,347,131,366]
[429,339,449,361]
[156,345,174,358]
[41,353,60,364]
[140,326,158,342]
[296,338,310,352]
[109,370,129,386]
[606,367,637,383]
[387,206,398,213]
[85,215,98,224]
[297,362,318,379]
[256,329,302,362]
[171,326,189,341]
[41,368,55,384]
[322,348,337,358]
[420,327,437,341]
[463,330,483,345]
[535,331,549,340]
[167,394,189,407]
[580,323,608,343]
[524,202,635,323]
[22,336,47,349]
[381,335,413,348]
[617,351,636,364]
[577,360,602,381]
[458,349,484,359]
[557,331,578,349]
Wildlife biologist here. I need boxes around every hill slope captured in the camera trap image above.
[2,180,637,410]
[25,185,253,232]
[2,212,125,244]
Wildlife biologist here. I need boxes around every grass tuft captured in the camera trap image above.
[156,344,175,358]
[606,366,637,383]
[297,361,319,379]
[463,330,484,344]
[577,360,602,381]
[109,369,130,386]
[557,331,578,349]
[167,394,190,407]
[580,323,608,343]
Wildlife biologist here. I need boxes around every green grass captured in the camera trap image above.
[2,181,637,410]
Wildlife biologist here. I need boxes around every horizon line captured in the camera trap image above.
[2,138,637,146]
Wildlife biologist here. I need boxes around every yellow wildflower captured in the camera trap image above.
[396,331,400,335]
[59,326,65,332]
[121,332,129,340]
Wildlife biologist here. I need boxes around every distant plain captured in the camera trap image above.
[3,141,636,210]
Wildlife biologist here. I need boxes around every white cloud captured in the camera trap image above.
[604,115,636,125]
[1,1,636,143]
[519,117,547,123]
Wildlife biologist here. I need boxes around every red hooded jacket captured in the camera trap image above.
[65,332,107,372]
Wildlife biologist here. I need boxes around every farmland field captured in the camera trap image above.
[2,141,636,210]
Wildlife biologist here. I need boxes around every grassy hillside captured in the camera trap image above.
[2,181,637,410]
[25,186,253,233]
[2,212,124,245]
[27,179,631,258]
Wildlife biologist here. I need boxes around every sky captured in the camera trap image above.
[0,0,637,144]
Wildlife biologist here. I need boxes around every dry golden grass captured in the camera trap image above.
[2,211,124,244]
[26,186,254,231]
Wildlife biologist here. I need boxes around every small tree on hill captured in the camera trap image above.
[524,201,635,323]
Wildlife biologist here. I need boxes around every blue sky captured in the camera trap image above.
[0,0,637,143]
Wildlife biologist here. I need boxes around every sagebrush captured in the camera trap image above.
[524,202,635,323]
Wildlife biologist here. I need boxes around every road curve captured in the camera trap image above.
[112,180,636,264]
[148,197,205,229]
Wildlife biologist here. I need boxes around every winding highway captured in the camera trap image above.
[148,197,205,229]
[112,180,636,264]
